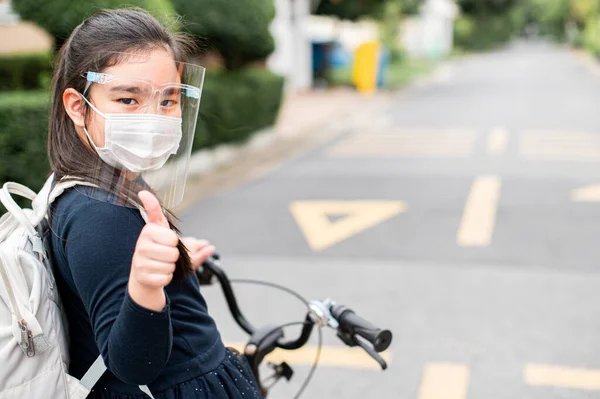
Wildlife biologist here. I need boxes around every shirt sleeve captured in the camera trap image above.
[62,200,173,386]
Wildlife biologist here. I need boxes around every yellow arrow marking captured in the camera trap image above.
[418,363,470,399]
[525,364,600,391]
[289,201,407,251]
[224,341,392,369]
[457,176,502,247]
[571,185,600,202]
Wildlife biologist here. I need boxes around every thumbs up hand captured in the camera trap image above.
[140,189,171,229]
[128,191,180,311]
[181,237,216,271]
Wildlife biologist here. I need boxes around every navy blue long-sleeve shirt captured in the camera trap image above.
[49,186,261,398]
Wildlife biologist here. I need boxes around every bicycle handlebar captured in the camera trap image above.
[198,255,393,380]
[199,257,317,349]
[197,256,256,335]
[331,305,392,352]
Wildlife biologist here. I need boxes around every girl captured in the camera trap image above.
[48,8,263,399]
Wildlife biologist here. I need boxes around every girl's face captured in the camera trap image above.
[65,48,180,148]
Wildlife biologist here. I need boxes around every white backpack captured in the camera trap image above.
[0,175,155,399]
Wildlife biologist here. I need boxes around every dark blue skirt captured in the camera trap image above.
[93,349,264,399]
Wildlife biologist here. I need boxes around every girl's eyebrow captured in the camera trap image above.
[163,87,179,96]
[109,85,150,94]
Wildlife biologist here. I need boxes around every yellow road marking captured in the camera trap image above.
[571,184,600,202]
[457,176,502,247]
[327,129,477,158]
[525,364,600,391]
[487,127,509,156]
[520,131,600,162]
[418,363,470,399]
[329,144,474,157]
[224,341,392,369]
[289,200,407,251]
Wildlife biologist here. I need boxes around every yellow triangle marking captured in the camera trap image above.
[289,200,407,251]
[572,185,600,202]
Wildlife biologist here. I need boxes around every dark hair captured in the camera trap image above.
[49,8,195,280]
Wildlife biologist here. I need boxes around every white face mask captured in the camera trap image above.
[82,98,183,173]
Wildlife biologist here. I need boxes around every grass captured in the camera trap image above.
[386,58,436,89]
[327,57,438,91]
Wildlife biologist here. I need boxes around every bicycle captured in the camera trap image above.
[197,255,393,398]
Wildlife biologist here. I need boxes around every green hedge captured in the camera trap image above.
[0,91,51,194]
[171,0,276,69]
[0,68,284,192]
[0,52,54,91]
[194,68,284,150]
[454,14,515,51]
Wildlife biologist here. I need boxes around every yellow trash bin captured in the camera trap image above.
[352,41,380,94]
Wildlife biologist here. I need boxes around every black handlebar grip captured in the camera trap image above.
[331,305,392,352]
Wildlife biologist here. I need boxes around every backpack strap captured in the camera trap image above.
[0,182,46,257]
[79,355,106,390]
[80,355,155,398]
[0,182,38,237]
[139,385,156,398]
[1,174,97,233]
[30,174,97,227]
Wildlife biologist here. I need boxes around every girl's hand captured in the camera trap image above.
[182,237,216,271]
[129,191,179,311]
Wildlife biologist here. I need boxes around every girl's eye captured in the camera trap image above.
[160,99,177,107]
[118,98,138,105]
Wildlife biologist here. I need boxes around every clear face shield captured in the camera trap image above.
[76,52,204,209]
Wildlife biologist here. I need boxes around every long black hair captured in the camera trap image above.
[49,8,196,280]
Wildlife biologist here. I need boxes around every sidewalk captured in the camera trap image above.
[274,87,379,138]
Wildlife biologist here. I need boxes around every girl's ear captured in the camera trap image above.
[63,88,86,127]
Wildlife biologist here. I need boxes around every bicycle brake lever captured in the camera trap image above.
[196,255,221,285]
[195,266,215,285]
[353,335,388,370]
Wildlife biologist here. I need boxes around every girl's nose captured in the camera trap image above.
[144,89,162,114]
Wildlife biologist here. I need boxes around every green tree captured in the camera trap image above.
[316,0,385,20]
[401,0,422,15]
[571,0,599,24]
[523,0,599,42]
[171,0,276,70]
[315,0,421,20]
[528,0,570,37]
[571,0,600,53]
[12,0,176,49]
[457,0,518,15]
[455,0,523,50]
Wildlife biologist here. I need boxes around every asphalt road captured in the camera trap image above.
[181,40,600,399]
